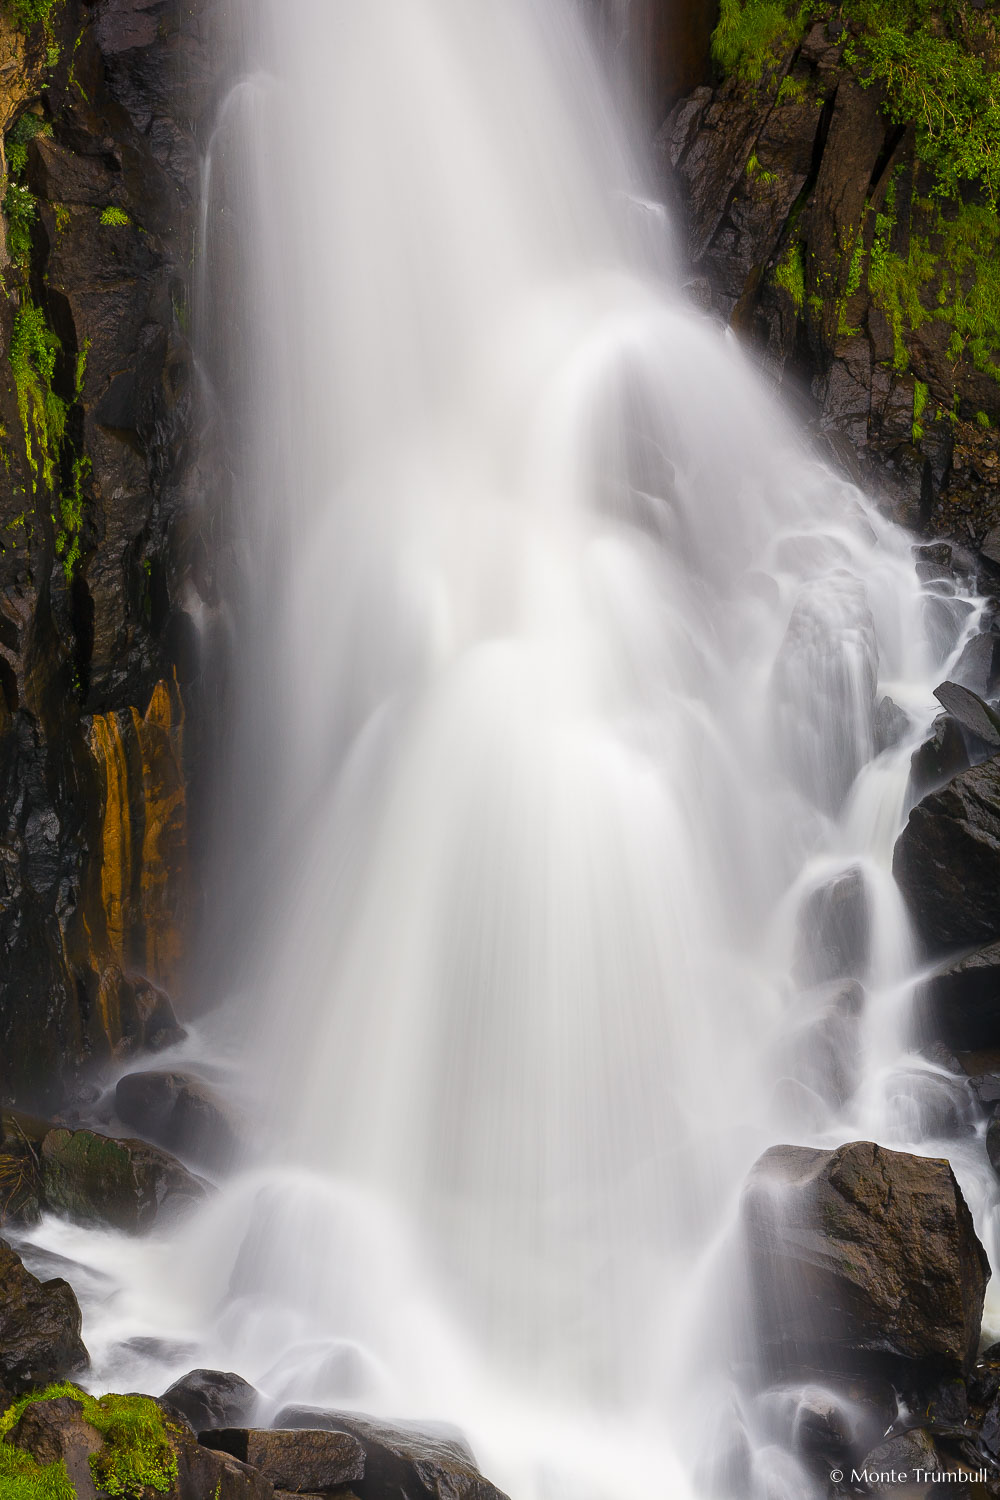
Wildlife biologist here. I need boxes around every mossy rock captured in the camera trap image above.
[40,1129,207,1235]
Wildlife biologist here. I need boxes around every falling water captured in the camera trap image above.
[15,3,1000,1498]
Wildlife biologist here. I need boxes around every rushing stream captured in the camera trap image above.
[14,2,1000,1497]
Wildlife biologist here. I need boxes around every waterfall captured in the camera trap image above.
[15,2,999,1498]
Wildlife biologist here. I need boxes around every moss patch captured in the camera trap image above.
[774,240,806,310]
[0,1384,179,1497]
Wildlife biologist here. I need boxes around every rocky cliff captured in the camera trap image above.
[0,0,214,1109]
[657,0,1000,545]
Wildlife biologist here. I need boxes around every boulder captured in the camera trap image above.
[40,1127,207,1233]
[909,713,970,800]
[0,1238,89,1389]
[116,1071,241,1169]
[170,1432,275,1500]
[894,756,1000,952]
[161,1369,259,1433]
[4,1395,103,1500]
[201,1429,365,1493]
[932,680,1000,749]
[795,867,870,984]
[267,1410,506,1500]
[874,696,909,754]
[742,1142,989,1378]
[921,940,1000,1050]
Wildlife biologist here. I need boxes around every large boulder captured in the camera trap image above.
[201,1429,365,1493]
[116,1071,242,1170]
[262,1410,507,1500]
[894,756,1000,953]
[920,940,1000,1050]
[742,1142,989,1378]
[161,1369,259,1433]
[40,1127,207,1233]
[0,1239,89,1390]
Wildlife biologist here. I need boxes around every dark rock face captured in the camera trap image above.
[743,1142,989,1378]
[116,1070,242,1168]
[202,1430,366,1494]
[161,1369,260,1433]
[0,1237,89,1389]
[39,1126,207,1232]
[921,941,1000,1052]
[0,0,217,1110]
[658,22,1000,543]
[894,756,1000,954]
[5,1394,103,1500]
[263,1411,506,1500]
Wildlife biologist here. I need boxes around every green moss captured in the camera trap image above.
[977,410,992,429]
[0,1385,179,1497]
[3,182,35,261]
[98,206,130,227]
[774,240,805,310]
[912,378,929,440]
[5,0,57,30]
[712,0,806,82]
[10,301,62,488]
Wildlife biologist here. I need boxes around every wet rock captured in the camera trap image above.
[170,1431,275,1500]
[743,1142,989,1378]
[268,1409,505,1500]
[988,1114,1000,1174]
[201,1429,366,1493]
[861,1428,941,1492]
[795,867,870,984]
[952,633,1000,698]
[5,1394,103,1500]
[909,714,971,800]
[161,1369,259,1434]
[0,1238,89,1389]
[894,756,1000,953]
[921,941,1000,1050]
[116,1071,241,1169]
[933,681,1000,749]
[874,696,909,754]
[40,1127,207,1233]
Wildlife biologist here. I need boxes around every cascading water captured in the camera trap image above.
[14,3,1000,1498]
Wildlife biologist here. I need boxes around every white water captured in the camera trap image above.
[15,3,1000,1497]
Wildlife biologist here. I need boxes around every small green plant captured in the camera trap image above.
[99,205,130,227]
[0,1385,180,1497]
[977,410,992,429]
[777,72,810,104]
[912,378,929,440]
[745,151,777,185]
[3,182,35,260]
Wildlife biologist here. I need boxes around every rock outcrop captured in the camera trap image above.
[0,0,217,1110]
[0,1237,88,1390]
[893,754,1000,955]
[658,10,1000,545]
[205,1415,508,1500]
[743,1141,990,1379]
